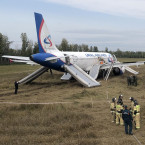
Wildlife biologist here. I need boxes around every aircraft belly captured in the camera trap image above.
[42,61,65,72]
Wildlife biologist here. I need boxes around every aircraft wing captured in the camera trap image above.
[100,61,144,69]
[2,55,37,65]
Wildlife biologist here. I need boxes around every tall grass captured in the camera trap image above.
[0,104,94,145]
[0,63,145,145]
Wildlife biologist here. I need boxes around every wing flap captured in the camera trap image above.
[124,66,139,75]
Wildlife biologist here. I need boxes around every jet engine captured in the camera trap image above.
[113,67,125,75]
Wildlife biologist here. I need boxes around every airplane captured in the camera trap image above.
[2,13,145,87]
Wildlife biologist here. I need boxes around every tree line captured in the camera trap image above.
[58,39,145,58]
[0,33,39,57]
[0,32,145,64]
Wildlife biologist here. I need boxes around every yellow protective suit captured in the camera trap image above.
[116,104,124,125]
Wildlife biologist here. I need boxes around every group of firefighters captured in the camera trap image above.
[127,75,137,86]
[110,95,140,135]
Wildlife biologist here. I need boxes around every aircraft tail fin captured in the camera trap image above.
[34,12,59,53]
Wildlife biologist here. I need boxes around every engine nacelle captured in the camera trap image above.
[113,67,125,75]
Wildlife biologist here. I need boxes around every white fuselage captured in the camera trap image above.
[61,51,114,71]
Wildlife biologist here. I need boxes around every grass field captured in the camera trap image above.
[0,58,145,145]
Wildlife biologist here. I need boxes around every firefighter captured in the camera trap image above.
[118,94,123,105]
[129,97,134,115]
[110,98,116,122]
[116,101,124,125]
[130,75,134,86]
[122,105,133,135]
[133,100,140,129]
[127,76,131,86]
[133,76,137,86]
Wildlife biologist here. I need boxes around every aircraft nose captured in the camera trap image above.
[30,55,33,61]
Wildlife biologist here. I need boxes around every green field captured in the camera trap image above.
[0,59,145,145]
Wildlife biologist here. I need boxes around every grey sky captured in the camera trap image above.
[0,0,145,51]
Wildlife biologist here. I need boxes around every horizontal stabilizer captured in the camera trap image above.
[45,56,58,61]
[2,55,30,61]
[2,55,36,65]
[64,64,100,87]
[10,60,37,65]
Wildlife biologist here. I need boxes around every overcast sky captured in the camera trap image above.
[0,0,145,51]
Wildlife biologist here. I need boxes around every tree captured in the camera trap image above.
[105,47,108,52]
[0,33,3,55]
[78,45,82,52]
[73,44,79,51]
[90,46,93,52]
[93,46,98,52]
[0,33,12,64]
[0,33,12,55]
[115,48,122,58]
[59,38,69,51]
[33,42,39,54]
[82,44,89,52]
[26,40,33,56]
[21,33,28,55]
[69,44,73,51]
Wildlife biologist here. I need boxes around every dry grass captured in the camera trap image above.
[0,59,145,145]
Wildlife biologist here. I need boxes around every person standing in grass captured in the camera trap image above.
[122,105,133,135]
[14,81,18,94]
[129,97,134,115]
[133,100,140,129]
[116,101,124,125]
[127,76,131,86]
[118,94,123,105]
[110,98,116,123]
